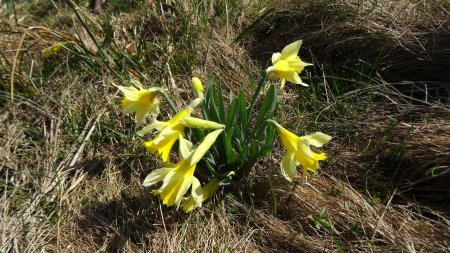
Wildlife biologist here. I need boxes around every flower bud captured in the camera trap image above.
[41,43,64,58]
[191,77,204,98]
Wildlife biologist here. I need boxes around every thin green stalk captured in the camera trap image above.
[67,0,123,80]
[247,73,267,122]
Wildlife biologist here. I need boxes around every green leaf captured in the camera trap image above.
[233,121,244,142]
[259,144,273,156]
[254,84,276,131]
[216,83,226,122]
[205,83,221,123]
[264,123,276,145]
[249,141,260,159]
[248,71,268,123]
[226,98,239,128]
[225,127,237,164]
[238,91,248,134]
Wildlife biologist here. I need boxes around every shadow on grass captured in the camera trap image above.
[74,190,165,251]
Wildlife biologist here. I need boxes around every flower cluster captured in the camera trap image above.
[116,40,331,212]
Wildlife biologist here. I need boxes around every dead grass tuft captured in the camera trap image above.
[244,163,450,252]
[250,0,450,86]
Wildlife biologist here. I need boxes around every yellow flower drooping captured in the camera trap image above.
[142,129,224,208]
[41,43,64,58]
[265,40,312,89]
[118,85,161,125]
[269,120,331,182]
[139,106,224,162]
[181,178,220,213]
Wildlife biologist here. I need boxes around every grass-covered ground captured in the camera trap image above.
[1,0,449,252]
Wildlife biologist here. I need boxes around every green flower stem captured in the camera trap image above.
[247,72,268,122]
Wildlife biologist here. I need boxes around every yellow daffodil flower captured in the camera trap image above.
[139,107,224,162]
[142,129,224,208]
[266,40,312,89]
[191,77,204,99]
[181,178,220,213]
[269,120,331,182]
[41,43,64,58]
[118,85,161,125]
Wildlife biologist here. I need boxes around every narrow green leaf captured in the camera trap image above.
[249,141,260,160]
[238,91,248,133]
[233,121,244,142]
[259,144,273,156]
[254,85,277,140]
[207,83,221,123]
[217,83,226,122]
[225,127,237,164]
[248,71,268,123]
[226,98,239,128]
[254,84,276,129]
[264,123,276,145]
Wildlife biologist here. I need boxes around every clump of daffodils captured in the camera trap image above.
[115,40,330,213]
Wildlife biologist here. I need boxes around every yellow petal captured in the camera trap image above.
[142,167,172,187]
[182,178,220,213]
[289,57,312,73]
[297,140,315,159]
[169,107,193,124]
[137,120,169,136]
[160,179,182,206]
[190,177,203,208]
[281,152,297,182]
[174,167,195,207]
[179,134,194,160]
[190,129,223,166]
[285,72,302,85]
[280,40,302,60]
[118,86,139,100]
[180,116,225,130]
[304,132,332,147]
[144,131,179,162]
[122,97,138,113]
[271,52,281,64]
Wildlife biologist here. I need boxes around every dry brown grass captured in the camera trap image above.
[1,0,450,252]
[251,0,450,86]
